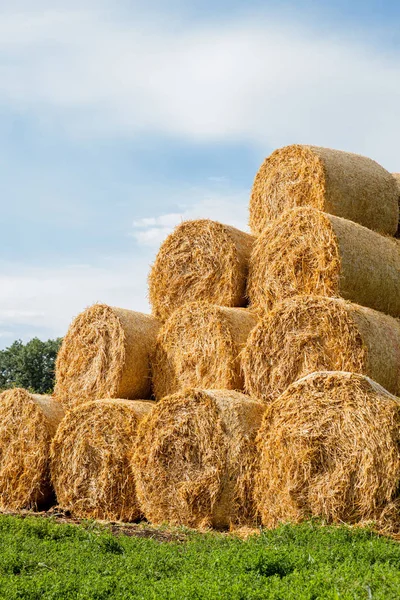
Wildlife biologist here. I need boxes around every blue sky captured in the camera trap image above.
[1,0,400,347]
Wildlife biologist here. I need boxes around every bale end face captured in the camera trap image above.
[242,296,368,404]
[0,388,64,510]
[51,398,154,522]
[55,304,126,406]
[249,145,326,235]
[255,371,400,531]
[148,220,254,322]
[247,207,340,312]
[153,303,257,400]
[55,304,158,408]
[133,389,264,530]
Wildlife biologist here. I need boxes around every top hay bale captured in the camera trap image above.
[55,304,159,408]
[0,389,64,510]
[149,220,254,322]
[247,207,400,317]
[255,371,400,531]
[249,145,399,236]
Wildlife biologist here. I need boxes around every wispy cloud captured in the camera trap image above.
[0,5,399,167]
[0,310,46,321]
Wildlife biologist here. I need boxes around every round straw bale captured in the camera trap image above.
[0,388,64,510]
[248,206,400,317]
[51,399,153,522]
[242,295,400,404]
[249,145,399,235]
[148,220,254,322]
[255,371,400,530]
[133,389,265,529]
[55,304,159,408]
[153,302,257,400]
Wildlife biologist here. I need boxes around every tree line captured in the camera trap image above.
[0,338,62,394]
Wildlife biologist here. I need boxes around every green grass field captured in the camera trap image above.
[0,516,399,599]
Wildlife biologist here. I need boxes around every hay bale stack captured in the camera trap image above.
[51,399,153,522]
[153,302,257,400]
[255,371,400,530]
[249,145,398,235]
[242,295,400,403]
[248,207,400,317]
[133,389,265,529]
[149,220,254,322]
[0,389,64,510]
[55,304,159,408]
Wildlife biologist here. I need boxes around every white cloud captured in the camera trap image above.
[0,310,46,321]
[133,213,183,229]
[0,5,399,167]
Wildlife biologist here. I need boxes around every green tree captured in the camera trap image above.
[0,337,62,394]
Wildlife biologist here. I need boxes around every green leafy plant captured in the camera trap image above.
[0,337,62,394]
[0,516,399,599]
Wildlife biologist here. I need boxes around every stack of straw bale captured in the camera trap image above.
[243,145,400,531]
[3,142,400,534]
